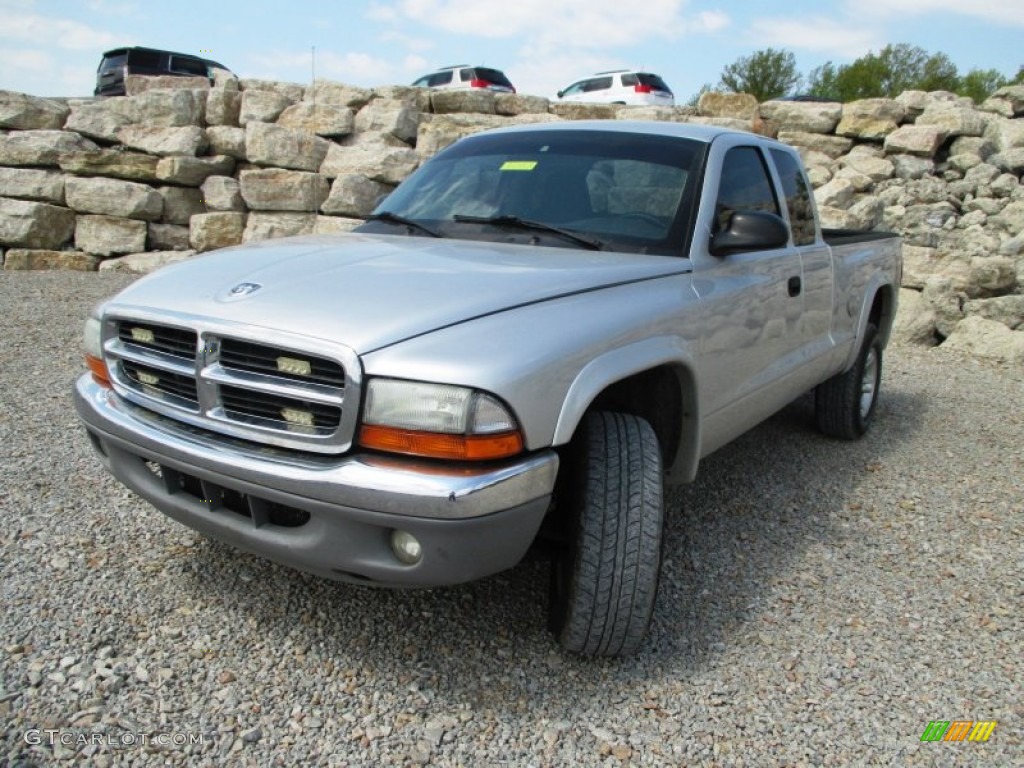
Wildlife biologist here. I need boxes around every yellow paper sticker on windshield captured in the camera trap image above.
[500,160,538,171]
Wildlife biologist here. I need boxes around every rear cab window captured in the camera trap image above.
[770,149,817,245]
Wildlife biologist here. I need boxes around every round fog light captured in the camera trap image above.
[390,530,422,565]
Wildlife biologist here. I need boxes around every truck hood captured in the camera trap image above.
[107,233,691,354]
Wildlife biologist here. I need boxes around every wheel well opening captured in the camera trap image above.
[587,365,684,470]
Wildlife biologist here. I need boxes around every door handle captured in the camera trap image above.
[787,276,802,297]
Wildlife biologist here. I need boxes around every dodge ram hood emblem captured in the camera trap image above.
[230,282,262,296]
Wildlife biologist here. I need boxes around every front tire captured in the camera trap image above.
[549,412,664,656]
[816,323,882,439]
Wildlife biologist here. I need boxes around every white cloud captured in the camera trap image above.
[748,16,884,60]
[86,0,139,15]
[247,48,404,86]
[848,0,1024,27]
[0,11,121,51]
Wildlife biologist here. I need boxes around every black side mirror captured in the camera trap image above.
[556,90,565,98]
[710,211,790,257]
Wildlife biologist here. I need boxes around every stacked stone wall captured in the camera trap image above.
[1,75,1022,361]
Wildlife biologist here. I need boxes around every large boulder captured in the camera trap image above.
[199,176,245,212]
[941,316,1024,363]
[124,75,208,95]
[64,177,162,220]
[239,90,294,126]
[431,90,497,115]
[0,168,65,204]
[984,117,1024,152]
[0,91,69,130]
[205,126,246,159]
[980,85,1024,118]
[99,250,195,273]
[354,99,419,143]
[304,80,374,109]
[58,149,159,182]
[320,143,419,184]
[158,186,204,225]
[206,89,242,127]
[698,92,759,120]
[155,155,235,186]
[836,99,906,140]
[147,222,191,250]
[0,130,98,167]
[75,215,147,256]
[245,122,329,171]
[915,106,985,138]
[65,89,206,142]
[276,103,354,137]
[0,198,76,249]
[116,125,208,156]
[189,212,246,252]
[761,100,842,134]
[2,248,98,271]
[240,78,305,102]
[242,212,316,242]
[495,94,550,116]
[883,125,949,158]
[777,131,852,158]
[964,295,1024,330]
[892,288,937,345]
[239,169,329,212]
[320,175,392,217]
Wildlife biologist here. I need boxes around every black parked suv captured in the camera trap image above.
[94,47,230,96]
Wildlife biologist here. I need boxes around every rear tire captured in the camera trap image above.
[816,323,882,439]
[549,412,664,656]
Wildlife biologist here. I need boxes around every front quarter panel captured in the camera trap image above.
[359,273,700,453]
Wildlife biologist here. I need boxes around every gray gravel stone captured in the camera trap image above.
[0,271,1021,766]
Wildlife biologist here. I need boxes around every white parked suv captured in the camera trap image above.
[556,70,674,106]
[411,65,516,93]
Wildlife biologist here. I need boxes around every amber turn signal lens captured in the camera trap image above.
[85,355,111,387]
[358,425,523,461]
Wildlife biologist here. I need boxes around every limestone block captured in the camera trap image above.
[813,178,855,208]
[159,186,204,225]
[989,149,1024,174]
[320,143,419,184]
[941,316,1024,363]
[239,169,329,212]
[0,168,65,204]
[901,245,942,289]
[240,79,305,102]
[698,92,759,120]
[239,90,293,126]
[892,288,937,345]
[276,103,354,137]
[2,248,98,271]
[155,155,235,186]
[199,176,245,212]
[206,89,242,127]
[495,94,550,116]
[983,118,1024,152]
[778,131,852,160]
[124,75,209,96]
[884,125,949,158]
[245,122,329,171]
[836,99,906,140]
[66,89,206,142]
[206,126,246,159]
[0,90,69,130]
[99,250,195,273]
[980,85,1024,118]
[915,107,985,138]
[354,99,420,143]
[0,130,98,167]
[65,177,162,221]
[242,212,315,242]
[189,212,246,252]
[58,149,159,182]
[838,153,894,182]
[0,198,76,249]
[304,80,374,109]
[320,175,392,217]
[430,90,496,116]
[116,125,207,156]
[147,222,191,250]
[75,214,147,256]
[760,100,843,134]
[964,295,1024,330]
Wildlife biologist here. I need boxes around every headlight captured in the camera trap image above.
[83,310,110,386]
[359,378,523,460]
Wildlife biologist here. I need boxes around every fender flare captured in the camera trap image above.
[842,276,895,371]
[551,336,700,480]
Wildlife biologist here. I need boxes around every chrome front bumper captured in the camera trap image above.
[74,375,558,586]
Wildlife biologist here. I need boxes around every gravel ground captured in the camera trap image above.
[1,271,1021,768]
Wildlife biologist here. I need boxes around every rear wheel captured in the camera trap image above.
[816,323,882,439]
[549,411,664,656]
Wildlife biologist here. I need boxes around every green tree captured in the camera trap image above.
[806,44,961,101]
[1013,66,1024,85]
[719,48,801,102]
[958,68,1008,103]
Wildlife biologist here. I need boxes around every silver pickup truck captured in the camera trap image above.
[75,121,902,656]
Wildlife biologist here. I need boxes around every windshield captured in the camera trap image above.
[366,129,703,254]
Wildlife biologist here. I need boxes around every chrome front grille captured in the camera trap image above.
[103,315,360,454]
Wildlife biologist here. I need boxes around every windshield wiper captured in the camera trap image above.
[452,214,604,251]
[365,211,441,238]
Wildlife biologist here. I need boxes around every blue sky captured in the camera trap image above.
[1,0,1021,101]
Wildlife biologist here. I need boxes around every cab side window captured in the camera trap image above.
[770,149,816,245]
[715,147,780,232]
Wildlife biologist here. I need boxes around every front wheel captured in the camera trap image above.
[815,323,882,439]
[549,412,664,656]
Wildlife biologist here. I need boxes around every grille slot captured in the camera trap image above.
[122,360,199,406]
[106,317,356,453]
[220,385,342,432]
[117,322,196,360]
[219,339,345,387]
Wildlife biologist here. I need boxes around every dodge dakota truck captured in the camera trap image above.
[75,121,902,656]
